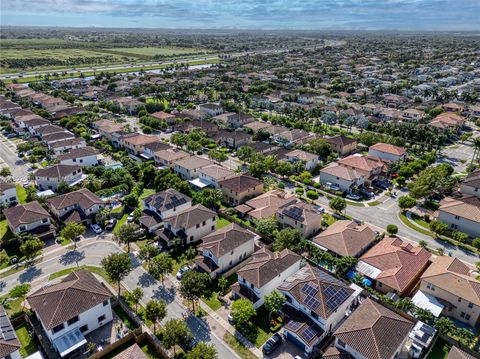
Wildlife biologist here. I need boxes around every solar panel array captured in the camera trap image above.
[324,285,350,311]
[301,283,318,296]
[0,314,16,341]
[304,294,321,310]
[283,206,304,222]
[302,327,318,342]
[286,319,303,331]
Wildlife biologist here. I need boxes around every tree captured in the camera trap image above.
[145,299,167,333]
[329,197,346,213]
[208,149,228,163]
[95,208,111,226]
[101,253,132,296]
[0,168,11,177]
[162,319,191,355]
[472,238,480,249]
[255,216,278,238]
[193,188,223,209]
[429,221,448,239]
[114,223,144,252]
[138,243,160,271]
[237,146,254,163]
[218,277,228,295]
[398,195,416,211]
[264,291,285,320]
[336,256,358,277]
[60,222,85,249]
[274,228,303,252]
[8,284,30,309]
[231,298,256,326]
[408,164,454,199]
[179,271,210,311]
[149,253,173,284]
[419,240,428,248]
[452,231,469,244]
[386,224,398,236]
[434,317,455,335]
[20,237,44,263]
[187,342,217,359]
[130,287,143,314]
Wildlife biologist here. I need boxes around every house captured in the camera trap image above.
[446,346,478,359]
[154,148,190,168]
[50,138,87,155]
[224,113,255,129]
[3,201,53,236]
[35,124,66,138]
[276,201,323,238]
[278,264,362,354]
[429,113,466,130]
[27,270,112,358]
[285,150,319,171]
[231,247,302,308]
[416,256,480,328]
[243,121,273,133]
[120,134,159,155]
[235,190,298,221]
[195,165,235,189]
[174,156,214,180]
[195,223,256,278]
[57,146,99,167]
[112,343,149,359]
[151,111,176,125]
[93,119,125,142]
[333,298,414,359]
[460,170,480,198]
[142,141,171,161]
[34,164,85,191]
[312,220,377,258]
[42,131,76,145]
[368,143,407,162]
[357,236,431,296]
[326,135,357,156]
[218,174,264,206]
[442,102,465,113]
[402,108,425,121]
[199,103,223,116]
[436,196,480,238]
[159,204,216,247]
[217,130,252,149]
[0,306,21,359]
[319,163,365,192]
[46,188,104,224]
[0,180,18,206]
[337,154,387,186]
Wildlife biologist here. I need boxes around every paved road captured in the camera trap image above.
[0,239,239,358]
[0,135,31,182]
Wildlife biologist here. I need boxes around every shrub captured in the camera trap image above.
[306,190,319,200]
[295,188,304,195]
[386,224,398,235]
[472,238,480,249]
[313,182,321,189]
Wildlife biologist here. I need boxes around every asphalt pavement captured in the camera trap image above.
[0,135,31,182]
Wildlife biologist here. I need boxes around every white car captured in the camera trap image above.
[127,212,135,222]
[346,193,361,201]
[90,224,103,234]
[176,266,190,280]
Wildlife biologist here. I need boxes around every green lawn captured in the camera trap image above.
[15,184,27,204]
[322,213,337,227]
[223,332,258,359]
[141,342,164,359]
[16,323,38,357]
[202,274,237,311]
[399,212,433,236]
[236,306,273,347]
[367,200,381,206]
[426,338,451,359]
[114,213,129,231]
[102,46,209,57]
[216,217,232,230]
[410,213,430,229]
[48,265,108,281]
[2,297,25,319]
[0,219,14,243]
[113,305,136,330]
[139,188,156,208]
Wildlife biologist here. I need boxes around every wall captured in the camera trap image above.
[438,211,480,238]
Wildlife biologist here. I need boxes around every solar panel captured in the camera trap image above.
[287,320,302,331]
[325,287,350,311]
[304,295,320,310]
[284,206,305,222]
[301,283,318,296]
[302,327,318,342]
[3,330,16,341]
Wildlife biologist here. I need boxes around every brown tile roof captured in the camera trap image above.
[3,201,51,228]
[322,345,354,359]
[50,137,86,149]
[155,148,189,162]
[462,169,480,188]
[27,270,111,330]
[312,220,376,257]
[0,180,15,193]
[199,165,235,181]
[163,204,216,229]
[334,298,414,359]
[243,190,298,220]
[143,189,191,212]
[47,188,103,212]
[122,133,158,146]
[447,346,478,359]
[200,223,255,258]
[0,306,21,358]
[338,154,386,174]
[174,156,213,170]
[113,343,148,359]
[321,163,363,181]
[42,131,76,143]
[369,142,406,156]
[218,174,264,193]
[279,264,354,320]
[326,135,356,147]
[57,146,99,161]
[237,247,301,288]
[438,196,480,223]
[421,256,480,306]
[359,237,431,293]
[278,201,322,226]
[285,149,318,161]
[35,164,81,179]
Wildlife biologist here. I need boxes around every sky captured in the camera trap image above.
[1,0,479,31]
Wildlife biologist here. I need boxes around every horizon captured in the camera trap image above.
[1,0,480,31]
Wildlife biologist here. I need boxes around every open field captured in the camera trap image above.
[103,46,210,57]
[0,48,119,60]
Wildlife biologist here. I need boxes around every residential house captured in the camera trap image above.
[120,134,159,155]
[333,298,414,359]
[42,131,76,145]
[0,180,18,206]
[337,154,387,186]
[416,256,480,328]
[34,164,85,191]
[442,102,465,113]
[35,124,66,138]
[159,204,216,247]
[154,148,189,168]
[235,190,298,221]
[50,138,87,155]
[429,113,466,130]
[195,223,256,278]
[93,119,125,142]
[278,264,362,354]
[142,141,172,161]
[151,111,176,125]
[112,344,149,359]
[436,196,480,238]
[218,174,264,206]
[357,236,431,296]
[460,170,480,198]
[46,188,104,224]
[217,130,251,149]
[446,346,478,359]
[285,149,319,171]
[231,247,302,308]
[319,163,365,192]
[112,97,143,114]
[174,156,214,180]
[402,108,425,122]
[276,201,323,238]
[326,135,357,156]
[196,165,235,189]
[27,270,112,358]
[243,121,273,133]
[57,146,99,167]
[368,143,407,162]
[312,220,377,258]
[0,306,21,359]
[3,201,53,237]
[199,103,223,116]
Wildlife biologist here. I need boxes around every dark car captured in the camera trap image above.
[105,218,117,231]
[262,333,283,355]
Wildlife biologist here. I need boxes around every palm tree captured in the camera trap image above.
[471,138,480,164]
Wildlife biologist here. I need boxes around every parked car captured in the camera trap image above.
[360,188,374,198]
[262,333,283,355]
[6,133,17,139]
[90,224,103,234]
[176,266,190,280]
[127,212,135,222]
[346,193,361,201]
[105,218,117,230]
[326,182,340,191]
[227,313,235,324]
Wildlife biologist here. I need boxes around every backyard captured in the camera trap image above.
[16,323,38,357]
[201,273,237,311]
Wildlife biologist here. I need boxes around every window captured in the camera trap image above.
[426,282,435,291]
[378,282,383,287]
[311,311,318,320]
[80,325,89,333]
[466,314,471,320]
[468,302,474,309]
[337,340,346,348]
[103,300,109,307]
[460,312,466,318]
[454,215,460,220]
[196,224,200,228]
[458,297,462,303]
[67,316,79,326]
[19,226,26,231]
[202,221,206,226]
[42,218,49,223]
[52,323,65,334]
[211,226,215,230]
[97,315,106,323]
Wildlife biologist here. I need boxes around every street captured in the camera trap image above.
[0,134,31,182]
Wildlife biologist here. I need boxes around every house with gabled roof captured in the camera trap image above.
[46,188,104,224]
[3,201,54,238]
[461,169,480,198]
[326,135,357,156]
[436,196,480,238]
[235,190,298,221]
[34,164,85,191]
[174,156,214,180]
[218,174,264,206]
[276,201,323,238]
[0,180,18,206]
[446,346,478,359]
[368,143,407,162]
[27,270,112,358]
[0,306,21,359]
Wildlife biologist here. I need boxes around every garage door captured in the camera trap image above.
[286,331,306,352]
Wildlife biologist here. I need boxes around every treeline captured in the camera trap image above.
[1,56,118,69]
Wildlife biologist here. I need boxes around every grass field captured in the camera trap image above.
[1,48,122,60]
[216,217,232,230]
[48,265,108,281]
[103,46,209,57]
[16,323,38,357]
[16,184,27,204]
